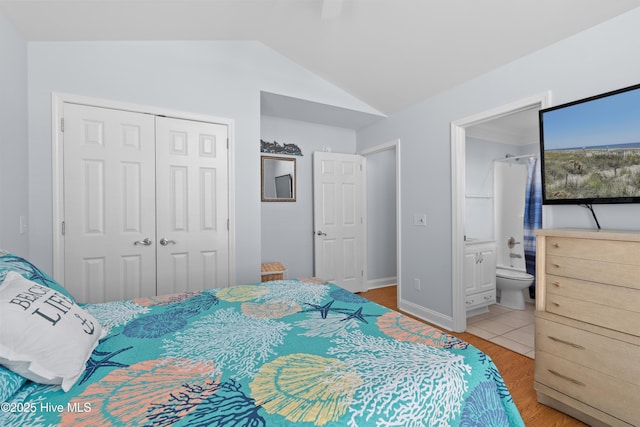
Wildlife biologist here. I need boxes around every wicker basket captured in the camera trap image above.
[261,262,286,281]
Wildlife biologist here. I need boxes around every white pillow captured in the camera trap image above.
[0,271,102,391]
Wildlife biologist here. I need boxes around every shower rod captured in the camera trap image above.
[494,153,537,162]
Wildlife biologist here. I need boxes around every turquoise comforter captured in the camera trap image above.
[1,278,524,426]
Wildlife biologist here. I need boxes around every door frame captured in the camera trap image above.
[360,139,401,298]
[450,92,550,332]
[51,92,236,287]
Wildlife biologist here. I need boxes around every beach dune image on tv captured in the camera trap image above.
[539,83,640,204]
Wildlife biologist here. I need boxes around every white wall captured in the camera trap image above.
[26,41,377,284]
[357,8,640,321]
[465,138,533,241]
[260,115,356,278]
[0,15,28,257]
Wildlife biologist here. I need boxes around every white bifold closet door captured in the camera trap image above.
[63,103,229,303]
[155,116,229,296]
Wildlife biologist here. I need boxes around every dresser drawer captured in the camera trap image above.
[536,352,640,424]
[546,237,640,265]
[546,254,640,289]
[465,290,495,310]
[545,293,640,337]
[546,274,640,312]
[536,317,640,382]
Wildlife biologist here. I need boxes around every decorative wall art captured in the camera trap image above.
[260,139,303,156]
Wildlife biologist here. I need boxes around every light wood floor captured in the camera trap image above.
[360,285,588,427]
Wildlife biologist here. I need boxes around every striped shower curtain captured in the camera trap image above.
[523,157,542,298]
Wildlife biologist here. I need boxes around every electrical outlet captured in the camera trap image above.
[413,214,427,226]
[414,278,420,290]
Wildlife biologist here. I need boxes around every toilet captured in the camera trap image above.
[495,266,534,310]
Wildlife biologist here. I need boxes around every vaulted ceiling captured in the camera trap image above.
[2,0,640,115]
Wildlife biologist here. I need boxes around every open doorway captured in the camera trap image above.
[362,140,401,298]
[450,93,551,333]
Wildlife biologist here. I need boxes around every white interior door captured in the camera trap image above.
[63,103,157,303]
[313,152,365,293]
[155,117,229,294]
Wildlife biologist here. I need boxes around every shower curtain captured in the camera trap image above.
[523,157,542,298]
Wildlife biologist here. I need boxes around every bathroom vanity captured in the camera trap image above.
[463,240,496,315]
[535,228,640,426]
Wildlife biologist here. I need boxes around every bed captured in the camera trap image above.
[0,251,524,426]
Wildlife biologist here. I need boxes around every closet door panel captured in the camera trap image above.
[63,103,157,303]
[155,117,229,294]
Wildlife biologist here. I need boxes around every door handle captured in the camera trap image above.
[316,231,327,236]
[160,238,176,246]
[134,238,152,246]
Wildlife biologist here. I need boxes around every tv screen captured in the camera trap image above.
[275,174,293,198]
[539,83,640,205]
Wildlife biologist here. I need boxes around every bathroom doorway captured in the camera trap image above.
[450,92,550,333]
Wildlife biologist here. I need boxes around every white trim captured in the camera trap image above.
[361,139,398,156]
[399,297,453,331]
[450,122,467,333]
[366,276,397,289]
[360,156,368,292]
[51,92,236,287]
[360,139,401,305]
[51,95,64,282]
[450,92,551,332]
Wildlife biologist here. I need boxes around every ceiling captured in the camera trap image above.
[2,0,640,118]
[466,107,540,146]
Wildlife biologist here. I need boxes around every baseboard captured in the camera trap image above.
[366,277,396,290]
[398,297,454,331]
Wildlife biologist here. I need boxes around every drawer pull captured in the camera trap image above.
[552,263,560,268]
[548,336,585,349]
[552,281,561,287]
[548,369,585,386]
[553,243,560,248]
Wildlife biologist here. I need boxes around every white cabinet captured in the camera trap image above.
[464,241,496,312]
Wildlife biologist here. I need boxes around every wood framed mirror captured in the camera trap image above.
[261,156,296,202]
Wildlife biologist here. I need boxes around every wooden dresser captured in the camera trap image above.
[535,229,640,426]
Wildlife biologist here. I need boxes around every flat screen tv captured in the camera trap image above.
[539,83,640,207]
[274,174,293,198]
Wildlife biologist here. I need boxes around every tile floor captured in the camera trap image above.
[467,302,535,359]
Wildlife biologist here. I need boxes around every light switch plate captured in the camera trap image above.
[19,215,28,234]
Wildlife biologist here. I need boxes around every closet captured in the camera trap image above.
[61,102,230,303]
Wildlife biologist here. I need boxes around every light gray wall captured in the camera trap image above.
[357,8,640,319]
[0,15,28,257]
[26,41,376,284]
[260,115,356,279]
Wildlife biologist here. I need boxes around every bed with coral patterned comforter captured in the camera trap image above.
[0,254,524,426]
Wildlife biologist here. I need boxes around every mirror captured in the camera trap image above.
[261,156,296,202]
